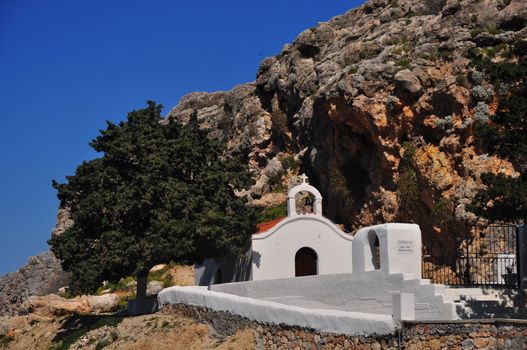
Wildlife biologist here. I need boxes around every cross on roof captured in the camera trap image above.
[299,173,308,184]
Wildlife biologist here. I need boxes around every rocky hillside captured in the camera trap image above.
[0,252,68,317]
[166,0,526,262]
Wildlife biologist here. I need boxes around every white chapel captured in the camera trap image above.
[195,175,355,285]
[251,175,353,280]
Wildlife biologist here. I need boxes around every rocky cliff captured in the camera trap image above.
[165,0,526,262]
[0,252,69,316]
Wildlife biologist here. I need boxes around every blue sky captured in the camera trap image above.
[0,0,363,275]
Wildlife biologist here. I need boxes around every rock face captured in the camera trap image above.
[0,252,69,316]
[165,0,526,262]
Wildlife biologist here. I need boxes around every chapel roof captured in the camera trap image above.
[255,216,286,234]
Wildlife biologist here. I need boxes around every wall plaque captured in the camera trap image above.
[398,240,414,254]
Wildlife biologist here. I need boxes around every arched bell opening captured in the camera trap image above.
[295,247,318,277]
[286,174,323,217]
[295,191,316,215]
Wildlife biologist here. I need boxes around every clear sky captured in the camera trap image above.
[0,0,363,275]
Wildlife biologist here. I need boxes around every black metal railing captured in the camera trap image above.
[422,223,519,287]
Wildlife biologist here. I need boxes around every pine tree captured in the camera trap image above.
[49,101,257,299]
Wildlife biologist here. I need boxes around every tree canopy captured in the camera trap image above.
[469,40,527,223]
[49,101,257,295]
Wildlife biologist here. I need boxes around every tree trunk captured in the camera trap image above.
[136,270,148,302]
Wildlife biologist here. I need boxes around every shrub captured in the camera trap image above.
[95,339,111,350]
[431,198,456,228]
[396,58,411,69]
[474,102,490,122]
[438,48,453,60]
[259,202,287,222]
[469,70,484,85]
[471,85,493,102]
[397,165,420,217]
[434,115,454,132]
[267,169,287,191]
[456,74,470,87]
[280,155,299,171]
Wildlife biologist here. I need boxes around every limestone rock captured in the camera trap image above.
[414,146,456,192]
[51,207,73,236]
[394,69,423,103]
[147,281,164,296]
[25,293,119,316]
[0,252,68,316]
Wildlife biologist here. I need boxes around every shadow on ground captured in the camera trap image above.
[50,314,124,350]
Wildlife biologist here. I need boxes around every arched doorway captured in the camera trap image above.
[295,247,318,277]
[367,231,381,270]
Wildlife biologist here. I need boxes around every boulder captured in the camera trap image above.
[147,281,164,296]
[394,69,423,103]
[25,293,119,316]
[0,252,69,316]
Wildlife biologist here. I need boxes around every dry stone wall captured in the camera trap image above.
[161,304,527,349]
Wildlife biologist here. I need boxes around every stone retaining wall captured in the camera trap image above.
[160,304,527,349]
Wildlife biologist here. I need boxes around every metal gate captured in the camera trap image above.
[422,224,519,287]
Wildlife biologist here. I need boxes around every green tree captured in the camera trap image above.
[49,101,257,300]
[469,40,527,223]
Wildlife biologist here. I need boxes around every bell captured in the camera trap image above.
[304,196,314,206]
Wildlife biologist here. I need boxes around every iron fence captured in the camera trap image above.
[422,223,519,287]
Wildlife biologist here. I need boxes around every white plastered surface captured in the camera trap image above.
[158,286,395,336]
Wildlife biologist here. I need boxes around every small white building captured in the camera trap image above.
[195,174,422,287]
[195,175,355,285]
[251,176,353,280]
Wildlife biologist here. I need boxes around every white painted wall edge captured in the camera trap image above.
[158,286,395,336]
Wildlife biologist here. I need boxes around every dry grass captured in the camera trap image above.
[1,313,254,350]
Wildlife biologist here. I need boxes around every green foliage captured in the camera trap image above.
[267,169,287,192]
[95,339,111,350]
[397,165,419,218]
[0,334,14,346]
[431,198,455,228]
[280,155,299,171]
[468,173,527,223]
[471,41,527,166]
[396,58,411,70]
[258,202,287,222]
[401,140,417,160]
[49,101,257,295]
[469,40,527,223]
[147,264,174,288]
[456,74,470,88]
[397,141,420,220]
[438,48,453,61]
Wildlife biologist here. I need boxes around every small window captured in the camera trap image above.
[373,236,380,270]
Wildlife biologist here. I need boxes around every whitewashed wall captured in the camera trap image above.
[251,215,353,280]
